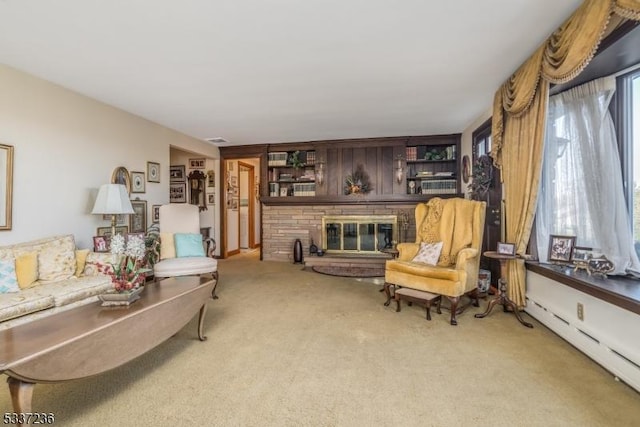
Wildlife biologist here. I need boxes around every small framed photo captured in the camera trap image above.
[496,242,516,256]
[170,165,185,182]
[129,200,147,233]
[152,204,161,223]
[207,193,215,205]
[93,236,110,252]
[572,246,593,263]
[189,158,205,169]
[131,171,145,193]
[147,162,160,183]
[548,235,576,263]
[170,182,187,203]
[207,170,215,187]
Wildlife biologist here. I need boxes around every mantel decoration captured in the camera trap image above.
[468,155,493,199]
[345,164,372,195]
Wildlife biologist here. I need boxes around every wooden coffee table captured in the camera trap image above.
[0,275,215,414]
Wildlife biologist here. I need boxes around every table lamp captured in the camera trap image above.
[91,184,134,237]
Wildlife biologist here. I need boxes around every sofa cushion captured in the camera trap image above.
[75,249,90,276]
[43,275,113,307]
[10,235,77,283]
[16,252,39,289]
[0,258,20,294]
[84,252,120,276]
[0,286,55,322]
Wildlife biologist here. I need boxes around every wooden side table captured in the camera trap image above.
[474,251,533,328]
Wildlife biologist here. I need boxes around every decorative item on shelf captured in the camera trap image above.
[395,154,404,184]
[571,246,592,274]
[468,155,493,199]
[289,151,304,170]
[316,248,325,257]
[91,184,135,238]
[588,255,615,277]
[344,164,372,195]
[315,158,325,186]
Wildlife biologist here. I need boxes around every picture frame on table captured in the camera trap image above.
[170,182,187,203]
[548,235,576,263]
[93,236,109,252]
[97,226,129,238]
[496,242,516,256]
[170,165,185,182]
[571,246,593,263]
[152,204,161,223]
[130,171,145,193]
[147,162,160,183]
[129,200,147,233]
[189,158,205,169]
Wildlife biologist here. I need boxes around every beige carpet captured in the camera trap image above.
[2,251,639,426]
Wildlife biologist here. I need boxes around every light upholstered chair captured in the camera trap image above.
[384,197,486,325]
[153,204,218,298]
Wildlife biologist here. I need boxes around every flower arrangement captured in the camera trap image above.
[345,164,372,195]
[97,234,150,292]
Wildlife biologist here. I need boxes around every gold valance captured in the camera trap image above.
[615,0,640,19]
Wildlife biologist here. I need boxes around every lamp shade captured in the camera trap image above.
[91,184,134,215]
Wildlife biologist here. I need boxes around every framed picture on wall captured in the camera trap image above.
[207,193,215,204]
[131,171,145,193]
[170,165,185,182]
[129,200,147,233]
[207,170,215,187]
[152,204,161,223]
[170,183,187,203]
[147,162,160,183]
[189,158,205,169]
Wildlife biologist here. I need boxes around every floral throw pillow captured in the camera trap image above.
[0,258,20,293]
[411,242,443,266]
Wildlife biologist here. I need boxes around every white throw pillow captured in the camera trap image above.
[412,242,443,266]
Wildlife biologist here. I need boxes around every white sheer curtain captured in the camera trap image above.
[536,76,640,275]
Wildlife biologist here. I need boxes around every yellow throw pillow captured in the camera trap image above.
[15,252,39,289]
[160,233,176,260]
[75,249,90,277]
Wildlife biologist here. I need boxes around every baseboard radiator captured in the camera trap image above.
[526,271,640,393]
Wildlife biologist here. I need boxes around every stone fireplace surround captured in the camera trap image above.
[262,203,418,262]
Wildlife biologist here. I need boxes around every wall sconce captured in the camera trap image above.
[315,159,325,186]
[395,155,404,184]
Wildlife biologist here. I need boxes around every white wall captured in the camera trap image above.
[0,64,218,249]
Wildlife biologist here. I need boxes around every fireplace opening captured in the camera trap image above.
[321,215,398,255]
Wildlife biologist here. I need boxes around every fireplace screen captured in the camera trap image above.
[322,215,397,254]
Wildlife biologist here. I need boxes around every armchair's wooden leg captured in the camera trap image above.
[395,295,401,312]
[211,271,219,299]
[436,296,442,315]
[470,288,480,307]
[383,282,393,306]
[448,296,460,326]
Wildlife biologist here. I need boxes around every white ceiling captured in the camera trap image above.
[0,0,582,146]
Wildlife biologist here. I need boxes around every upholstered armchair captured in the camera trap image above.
[384,197,486,325]
[153,204,219,298]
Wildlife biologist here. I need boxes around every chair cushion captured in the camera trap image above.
[174,233,205,257]
[43,275,113,307]
[412,242,443,265]
[154,257,217,278]
[0,288,54,322]
[160,233,176,260]
[385,259,465,297]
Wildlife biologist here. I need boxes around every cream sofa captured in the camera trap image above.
[0,235,116,329]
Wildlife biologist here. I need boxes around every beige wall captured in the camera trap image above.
[0,64,218,248]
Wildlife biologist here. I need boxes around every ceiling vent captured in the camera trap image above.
[205,137,229,145]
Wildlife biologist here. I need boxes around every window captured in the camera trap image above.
[623,70,640,256]
[472,119,492,162]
